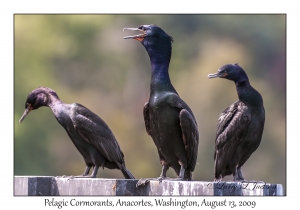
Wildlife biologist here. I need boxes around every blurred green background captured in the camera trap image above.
[14,15,286,192]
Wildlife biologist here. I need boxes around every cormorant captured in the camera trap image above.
[124,25,199,185]
[19,87,135,179]
[208,63,265,181]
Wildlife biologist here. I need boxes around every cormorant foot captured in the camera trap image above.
[136,178,152,187]
[158,176,177,183]
[173,176,185,181]
[136,177,170,188]
[158,176,168,182]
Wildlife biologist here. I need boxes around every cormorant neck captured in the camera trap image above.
[150,59,177,95]
[235,78,249,87]
[235,80,250,99]
[142,37,172,65]
[235,80,262,106]
[143,38,176,94]
[47,94,63,111]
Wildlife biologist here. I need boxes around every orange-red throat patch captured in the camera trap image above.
[134,37,144,42]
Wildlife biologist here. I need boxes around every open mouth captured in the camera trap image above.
[123,28,146,40]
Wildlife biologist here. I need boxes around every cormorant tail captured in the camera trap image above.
[117,162,135,179]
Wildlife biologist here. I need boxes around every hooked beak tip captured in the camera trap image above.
[207,72,221,79]
[19,115,26,123]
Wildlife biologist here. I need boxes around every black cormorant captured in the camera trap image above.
[124,25,199,185]
[19,87,135,179]
[208,63,265,181]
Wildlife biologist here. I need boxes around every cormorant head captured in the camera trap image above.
[19,87,59,123]
[123,24,173,62]
[123,24,173,43]
[208,63,249,82]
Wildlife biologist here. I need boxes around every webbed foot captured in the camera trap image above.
[173,176,185,181]
[136,178,155,187]
[136,176,170,188]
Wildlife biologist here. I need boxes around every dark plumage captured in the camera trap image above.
[124,24,199,184]
[19,87,135,179]
[208,63,265,181]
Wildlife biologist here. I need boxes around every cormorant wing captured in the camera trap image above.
[143,102,151,136]
[179,109,199,172]
[214,101,251,177]
[168,93,199,172]
[70,104,124,163]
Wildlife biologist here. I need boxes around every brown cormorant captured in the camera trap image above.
[208,63,265,181]
[19,87,135,179]
[124,25,199,185]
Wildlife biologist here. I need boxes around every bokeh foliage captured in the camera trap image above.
[14,15,286,192]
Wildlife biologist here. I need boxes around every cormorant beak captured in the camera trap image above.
[19,105,32,123]
[123,28,146,42]
[208,71,227,79]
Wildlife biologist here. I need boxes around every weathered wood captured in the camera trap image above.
[14,176,284,196]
